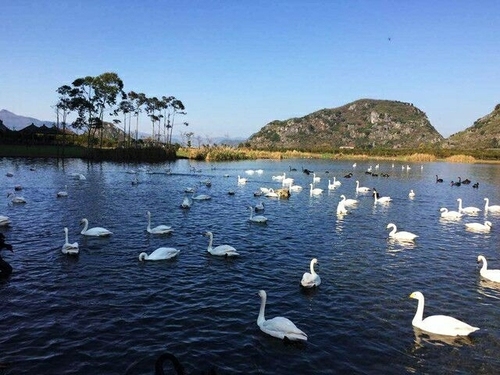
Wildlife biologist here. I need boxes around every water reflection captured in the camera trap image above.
[412,328,474,349]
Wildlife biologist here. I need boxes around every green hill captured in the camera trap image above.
[443,103,500,149]
[245,99,444,151]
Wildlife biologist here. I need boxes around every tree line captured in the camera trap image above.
[55,72,187,149]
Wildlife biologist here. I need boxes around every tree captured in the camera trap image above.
[128,91,147,144]
[57,72,124,149]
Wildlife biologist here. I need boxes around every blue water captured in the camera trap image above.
[1,157,500,374]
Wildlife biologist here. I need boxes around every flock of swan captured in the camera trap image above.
[2,164,500,344]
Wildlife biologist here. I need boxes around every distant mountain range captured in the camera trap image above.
[0,109,55,130]
[3,101,499,150]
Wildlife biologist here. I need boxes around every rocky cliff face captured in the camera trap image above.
[443,104,500,149]
[246,99,444,150]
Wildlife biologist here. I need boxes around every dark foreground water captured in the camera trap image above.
[1,157,500,374]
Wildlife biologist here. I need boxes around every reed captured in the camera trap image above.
[445,154,477,163]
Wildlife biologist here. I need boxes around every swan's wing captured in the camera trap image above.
[301,273,320,287]
[420,315,479,336]
[262,317,308,340]
[482,269,500,282]
[212,245,239,256]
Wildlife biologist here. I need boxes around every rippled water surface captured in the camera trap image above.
[1,157,500,374]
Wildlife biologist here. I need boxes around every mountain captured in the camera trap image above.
[443,103,500,149]
[0,109,55,130]
[245,99,444,150]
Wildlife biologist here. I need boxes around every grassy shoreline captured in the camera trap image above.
[1,144,500,164]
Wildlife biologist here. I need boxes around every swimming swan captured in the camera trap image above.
[409,291,479,336]
[477,255,500,283]
[147,211,173,234]
[62,227,79,255]
[373,189,392,204]
[457,198,481,215]
[484,198,500,213]
[301,258,321,288]
[57,185,68,197]
[336,200,347,215]
[355,180,370,193]
[465,221,492,233]
[248,206,268,223]
[257,289,307,341]
[440,207,462,220]
[309,184,323,196]
[139,247,180,261]
[340,194,358,206]
[386,223,418,242]
[80,218,113,237]
[0,215,11,227]
[204,231,239,257]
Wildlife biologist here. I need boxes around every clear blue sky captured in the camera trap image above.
[1,0,499,139]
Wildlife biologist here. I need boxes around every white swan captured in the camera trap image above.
[7,193,26,204]
[484,198,500,213]
[340,194,358,206]
[309,184,323,196]
[80,218,113,237]
[255,201,265,211]
[409,291,479,336]
[386,223,418,242]
[272,173,284,181]
[57,185,68,197]
[282,173,294,186]
[62,227,79,255]
[289,184,303,192]
[328,180,337,190]
[138,247,180,261]
[248,206,268,223]
[146,211,173,234]
[355,180,370,193]
[180,196,191,209]
[192,194,211,200]
[336,200,347,215]
[237,175,247,184]
[257,289,307,341]
[301,258,321,288]
[265,188,279,198]
[477,255,500,283]
[312,173,320,183]
[0,215,11,226]
[332,176,341,187]
[373,190,392,204]
[409,189,415,198]
[465,221,492,233]
[204,231,239,256]
[457,198,481,215]
[440,207,462,220]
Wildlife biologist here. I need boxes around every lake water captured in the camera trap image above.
[1,157,500,374]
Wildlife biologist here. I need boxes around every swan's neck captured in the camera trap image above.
[81,220,88,233]
[147,214,152,230]
[207,234,213,250]
[458,200,463,210]
[485,199,489,210]
[481,259,488,273]
[413,296,424,325]
[310,261,316,276]
[257,295,266,325]
[389,225,396,236]
[65,229,69,244]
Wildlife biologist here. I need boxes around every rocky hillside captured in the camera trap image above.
[443,103,500,149]
[245,99,444,150]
